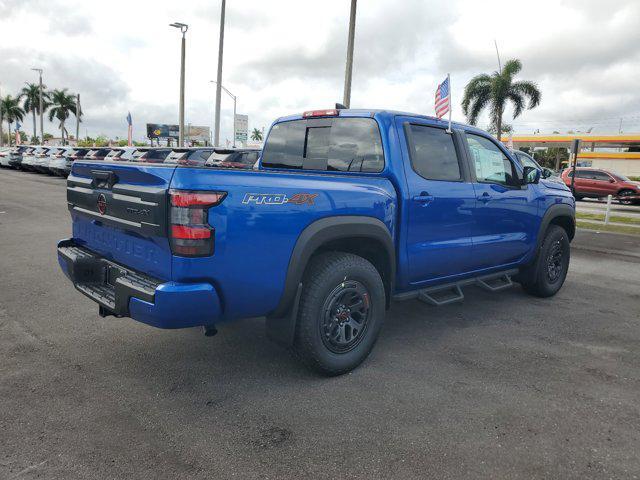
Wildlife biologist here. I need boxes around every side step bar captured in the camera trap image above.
[394,269,518,306]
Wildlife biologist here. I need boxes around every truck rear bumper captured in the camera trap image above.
[57,239,221,329]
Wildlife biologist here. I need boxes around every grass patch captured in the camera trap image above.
[629,176,640,182]
[576,212,640,226]
[577,221,640,236]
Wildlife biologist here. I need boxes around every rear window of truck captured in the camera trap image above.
[262,117,384,172]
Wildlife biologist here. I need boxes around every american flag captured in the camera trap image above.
[435,76,450,119]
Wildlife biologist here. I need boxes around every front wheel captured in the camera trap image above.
[517,225,570,298]
[618,189,636,205]
[294,252,385,376]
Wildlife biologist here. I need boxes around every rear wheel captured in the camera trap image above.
[517,225,570,298]
[294,252,385,376]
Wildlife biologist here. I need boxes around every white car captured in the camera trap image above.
[0,146,12,167]
[47,146,76,176]
[21,146,48,171]
[34,146,60,173]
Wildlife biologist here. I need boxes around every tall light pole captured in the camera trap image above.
[214,0,226,146]
[342,0,357,108]
[75,94,81,144]
[32,68,44,143]
[170,22,188,147]
[210,80,236,147]
[0,83,4,147]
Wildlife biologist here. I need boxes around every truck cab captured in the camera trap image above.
[58,109,575,375]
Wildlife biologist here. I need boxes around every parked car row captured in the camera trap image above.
[0,145,261,177]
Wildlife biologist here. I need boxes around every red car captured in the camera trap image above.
[561,168,640,205]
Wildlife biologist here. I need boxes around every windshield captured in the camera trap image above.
[164,151,188,163]
[611,172,631,182]
[145,149,171,162]
[516,152,540,170]
[207,152,232,163]
[105,150,124,158]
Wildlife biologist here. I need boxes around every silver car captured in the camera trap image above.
[34,146,61,173]
[48,146,76,176]
[21,146,48,171]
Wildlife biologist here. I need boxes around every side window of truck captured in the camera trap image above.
[406,124,461,181]
[262,118,384,173]
[466,133,519,187]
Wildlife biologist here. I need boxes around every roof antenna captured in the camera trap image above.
[335,103,347,110]
[494,39,502,72]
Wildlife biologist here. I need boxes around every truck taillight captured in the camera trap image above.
[169,189,227,257]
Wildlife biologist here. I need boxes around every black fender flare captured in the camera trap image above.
[266,216,395,346]
[536,203,575,251]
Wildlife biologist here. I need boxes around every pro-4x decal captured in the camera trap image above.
[242,193,318,206]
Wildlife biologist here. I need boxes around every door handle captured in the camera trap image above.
[477,192,492,203]
[412,192,434,205]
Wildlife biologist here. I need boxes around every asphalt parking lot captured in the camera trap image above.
[1,169,639,479]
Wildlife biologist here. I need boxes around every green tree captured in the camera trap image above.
[534,147,569,170]
[250,128,263,142]
[48,89,80,145]
[462,59,541,139]
[487,122,513,137]
[0,95,26,146]
[19,82,50,142]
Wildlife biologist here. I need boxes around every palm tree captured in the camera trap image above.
[0,95,25,146]
[19,82,49,143]
[250,128,263,142]
[48,89,80,145]
[462,59,541,139]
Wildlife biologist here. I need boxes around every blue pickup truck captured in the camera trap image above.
[58,108,575,375]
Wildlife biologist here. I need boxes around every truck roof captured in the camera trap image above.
[274,108,485,134]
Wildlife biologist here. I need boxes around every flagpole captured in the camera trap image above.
[447,73,452,133]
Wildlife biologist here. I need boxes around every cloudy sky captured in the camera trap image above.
[1,0,639,142]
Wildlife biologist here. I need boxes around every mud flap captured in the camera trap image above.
[266,283,302,347]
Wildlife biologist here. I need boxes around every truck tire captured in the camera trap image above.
[294,252,385,376]
[517,225,570,298]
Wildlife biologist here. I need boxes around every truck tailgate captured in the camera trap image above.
[66,162,177,280]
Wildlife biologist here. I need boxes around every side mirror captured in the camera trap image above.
[523,166,541,185]
[609,179,615,183]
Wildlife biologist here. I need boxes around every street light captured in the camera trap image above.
[0,82,4,147]
[214,0,226,146]
[31,68,44,144]
[210,80,237,147]
[342,0,357,108]
[169,22,188,147]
